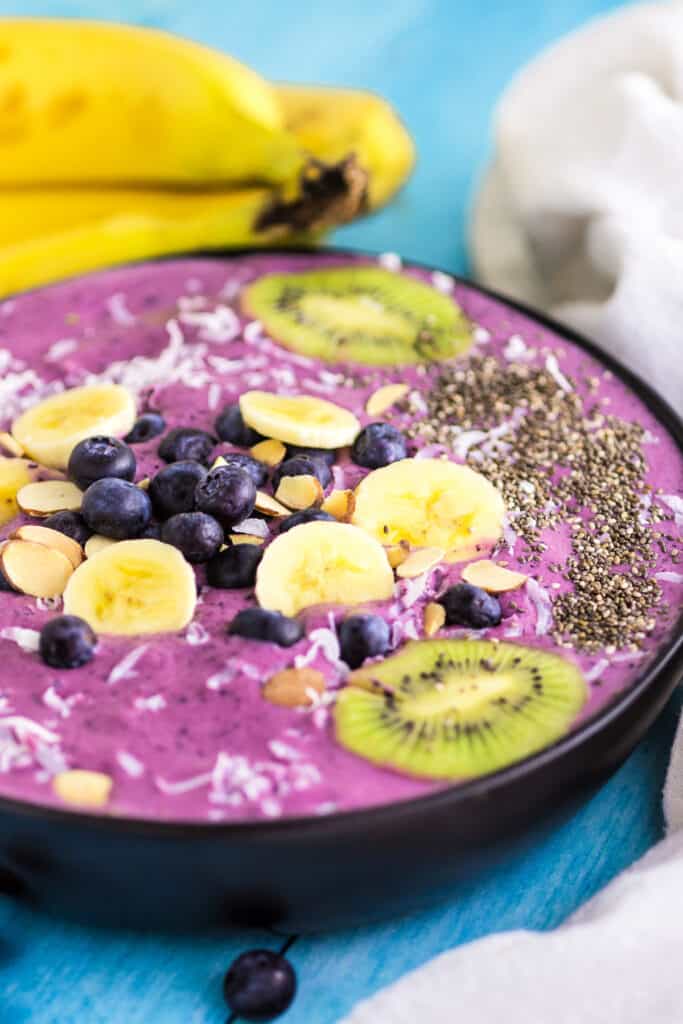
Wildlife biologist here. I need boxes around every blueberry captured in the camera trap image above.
[218,452,269,488]
[214,404,263,447]
[351,422,408,469]
[158,427,215,465]
[39,615,97,669]
[148,461,207,520]
[81,478,152,539]
[338,614,390,669]
[42,511,91,546]
[439,583,502,629]
[67,435,136,490]
[273,454,331,491]
[207,544,262,589]
[286,444,336,468]
[223,949,296,1023]
[228,608,303,647]
[278,508,335,533]
[124,411,166,444]
[138,521,162,541]
[194,464,256,529]
[161,512,223,563]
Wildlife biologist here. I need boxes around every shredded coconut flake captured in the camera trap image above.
[116,750,145,778]
[473,325,491,344]
[294,623,343,672]
[36,596,62,612]
[503,334,530,361]
[661,494,683,531]
[179,304,240,343]
[545,353,572,392]
[0,627,41,652]
[45,338,78,362]
[108,645,149,684]
[656,571,683,584]
[584,659,609,683]
[185,621,209,646]
[378,251,402,271]
[42,686,77,719]
[526,577,553,635]
[431,270,454,292]
[206,666,236,690]
[134,694,166,712]
[106,292,136,326]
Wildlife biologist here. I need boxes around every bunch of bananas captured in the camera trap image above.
[0,19,415,296]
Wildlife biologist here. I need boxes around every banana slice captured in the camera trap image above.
[256,521,394,616]
[240,390,360,449]
[352,458,505,555]
[12,384,136,469]
[0,457,37,526]
[63,539,196,635]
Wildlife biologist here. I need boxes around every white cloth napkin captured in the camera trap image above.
[470,1,683,413]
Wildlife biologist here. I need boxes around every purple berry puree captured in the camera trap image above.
[0,252,680,823]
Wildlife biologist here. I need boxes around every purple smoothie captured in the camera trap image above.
[0,251,680,822]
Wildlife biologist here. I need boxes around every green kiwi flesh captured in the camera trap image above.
[241,266,472,365]
[334,639,587,780]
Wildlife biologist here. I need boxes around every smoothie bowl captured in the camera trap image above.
[0,249,680,928]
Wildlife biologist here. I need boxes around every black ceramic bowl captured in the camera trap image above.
[0,249,681,932]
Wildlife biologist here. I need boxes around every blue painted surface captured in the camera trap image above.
[1,2,677,1022]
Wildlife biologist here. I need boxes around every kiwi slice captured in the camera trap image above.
[334,639,586,780]
[241,266,472,365]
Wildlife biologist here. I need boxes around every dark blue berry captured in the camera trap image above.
[124,411,166,444]
[223,949,296,1022]
[39,615,97,669]
[278,508,335,533]
[161,512,223,563]
[228,608,303,648]
[206,543,262,588]
[214,404,263,447]
[67,435,136,490]
[273,454,331,491]
[158,427,215,464]
[194,464,256,528]
[138,521,162,541]
[218,452,268,488]
[439,583,502,629]
[81,478,152,539]
[286,444,336,468]
[0,568,15,592]
[148,461,207,520]
[338,614,390,669]
[42,511,91,546]
[351,422,408,469]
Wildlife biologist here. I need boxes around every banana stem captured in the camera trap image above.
[254,156,368,235]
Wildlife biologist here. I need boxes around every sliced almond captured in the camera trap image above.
[211,455,227,470]
[17,479,83,516]
[229,533,266,546]
[395,546,445,579]
[423,601,446,637]
[444,544,493,565]
[365,383,410,417]
[0,431,25,457]
[254,490,290,517]
[11,524,84,569]
[462,559,528,593]
[322,488,355,521]
[385,541,410,569]
[250,438,286,467]
[137,477,150,491]
[275,474,323,511]
[1,539,74,597]
[84,534,117,559]
[52,769,113,808]
[262,667,326,708]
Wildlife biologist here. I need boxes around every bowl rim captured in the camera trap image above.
[0,244,681,838]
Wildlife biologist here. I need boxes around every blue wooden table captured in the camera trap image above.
[3,2,677,1022]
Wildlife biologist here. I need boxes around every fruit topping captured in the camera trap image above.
[53,769,112,808]
[439,582,502,629]
[11,524,84,569]
[229,533,266,546]
[124,411,166,444]
[67,435,136,490]
[81,478,152,539]
[158,426,215,465]
[384,542,410,569]
[321,488,355,521]
[249,438,286,467]
[0,432,25,457]
[84,535,117,559]
[274,474,323,511]
[351,458,505,555]
[0,539,74,597]
[206,543,263,589]
[213,452,269,488]
[423,601,446,637]
[273,454,332,493]
[338,613,390,669]
[365,382,410,416]
[241,265,471,365]
[334,639,587,779]
[395,546,444,579]
[0,458,37,526]
[63,539,197,635]
[148,461,208,519]
[285,444,337,467]
[262,667,326,708]
[351,422,408,469]
[43,510,91,546]
[223,949,296,1023]
[278,508,335,532]
[39,614,97,669]
[255,521,394,616]
[11,384,136,469]
[161,512,224,564]
[240,390,360,449]
[214,403,263,447]
[227,608,304,648]
[461,559,528,593]
[254,491,291,517]
[194,464,256,528]
[17,480,84,517]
